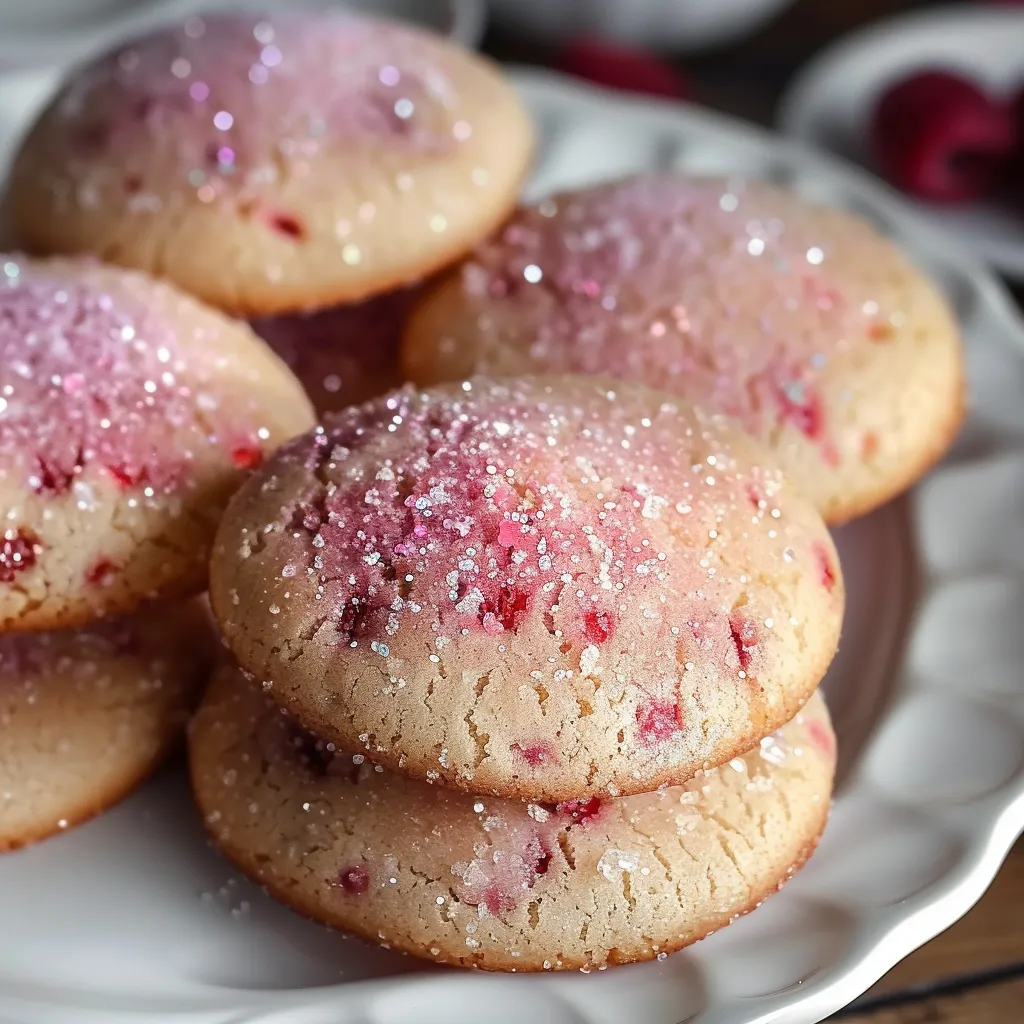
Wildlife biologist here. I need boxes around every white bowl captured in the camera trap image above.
[777,4,1024,280]
[487,0,795,52]
[0,0,486,71]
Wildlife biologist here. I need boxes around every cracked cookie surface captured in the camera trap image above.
[402,175,965,524]
[8,11,534,316]
[190,663,835,971]
[0,255,315,632]
[210,375,842,800]
[0,601,215,851]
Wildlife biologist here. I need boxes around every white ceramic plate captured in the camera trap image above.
[777,4,1024,280]
[2,65,1024,1024]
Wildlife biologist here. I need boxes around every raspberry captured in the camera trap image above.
[870,70,1017,202]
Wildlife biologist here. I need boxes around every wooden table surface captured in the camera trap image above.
[484,1,1024,1018]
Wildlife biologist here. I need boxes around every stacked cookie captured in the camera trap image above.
[7,10,534,415]
[0,255,314,850]
[193,375,843,970]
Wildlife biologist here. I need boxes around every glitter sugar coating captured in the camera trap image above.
[51,12,461,206]
[0,256,266,499]
[213,375,843,798]
[412,175,956,480]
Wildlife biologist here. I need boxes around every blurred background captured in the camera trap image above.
[0,0,1019,1019]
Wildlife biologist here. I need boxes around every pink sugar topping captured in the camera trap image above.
[84,558,116,586]
[279,381,758,659]
[0,257,257,496]
[464,176,906,465]
[55,12,460,202]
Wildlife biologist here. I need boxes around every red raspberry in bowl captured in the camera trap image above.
[870,70,1017,202]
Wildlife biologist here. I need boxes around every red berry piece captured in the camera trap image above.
[0,528,38,583]
[807,718,834,757]
[265,211,306,240]
[555,797,603,826]
[511,741,555,768]
[557,37,690,100]
[729,613,759,673]
[635,697,681,746]
[231,444,264,470]
[813,542,837,593]
[85,559,116,586]
[335,865,370,894]
[870,70,1017,202]
[582,609,612,644]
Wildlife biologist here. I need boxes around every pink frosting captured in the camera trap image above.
[0,258,255,497]
[463,176,904,464]
[56,12,459,200]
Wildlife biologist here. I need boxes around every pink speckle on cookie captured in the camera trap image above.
[555,797,603,826]
[728,612,759,674]
[813,542,837,593]
[453,821,550,917]
[84,559,116,586]
[264,211,305,241]
[52,12,461,205]
[636,697,682,747]
[807,717,834,757]
[511,742,556,769]
[0,529,38,584]
[0,257,262,499]
[231,444,264,470]
[335,865,370,894]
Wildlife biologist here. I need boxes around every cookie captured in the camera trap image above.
[0,255,315,633]
[250,285,418,415]
[8,11,534,317]
[402,175,965,524]
[190,663,836,971]
[0,601,214,851]
[209,375,843,800]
